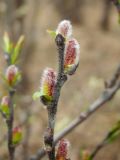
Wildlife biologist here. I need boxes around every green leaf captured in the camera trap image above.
[0,72,6,81]
[42,95,52,102]
[88,157,93,160]
[12,72,22,85]
[32,91,41,100]
[106,121,120,144]
[0,72,9,86]
[0,105,10,118]
[3,32,14,54]
[107,130,120,143]
[3,32,10,53]
[12,129,22,145]
[40,95,53,106]
[11,35,24,64]
[47,30,56,38]
[80,149,91,160]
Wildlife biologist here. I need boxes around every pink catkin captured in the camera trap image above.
[56,139,69,160]
[56,20,72,38]
[59,24,69,38]
[13,126,21,134]
[6,65,18,85]
[41,68,56,97]
[64,38,80,69]
[64,40,76,66]
[1,96,10,107]
[46,69,56,96]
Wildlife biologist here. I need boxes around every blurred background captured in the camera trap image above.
[0,0,120,160]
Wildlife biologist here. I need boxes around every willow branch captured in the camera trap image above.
[44,34,66,160]
[54,82,120,142]
[6,90,15,160]
[105,64,120,88]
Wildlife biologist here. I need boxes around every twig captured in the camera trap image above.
[29,64,120,160]
[54,83,120,142]
[89,121,120,159]
[6,90,15,160]
[105,64,120,88]
[44,34,67,160]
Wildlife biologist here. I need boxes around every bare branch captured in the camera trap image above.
[55,83,120,143]
[105,64,120,88]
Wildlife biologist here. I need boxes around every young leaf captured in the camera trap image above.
[12,127,22,146]
[12,72,22,85]
[3,32,10,53]
[107,130,120,143]
[80,149,91,160]
[0,105,10,118]
[47,30,56,38]
[32,91,41,100]
[0,72,9,87]
[11,35,24,64]
[106,121,120,144]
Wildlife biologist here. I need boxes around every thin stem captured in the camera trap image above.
[89,141,106,160]
[54,82,120,142]
[44,34,66,160]
[6,90,15,160]
[105,64,120,88]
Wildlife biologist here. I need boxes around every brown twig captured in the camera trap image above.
[29,64,120,160]
[105,64,120,88]
[44,34,67,160]
[6,90,15,160]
